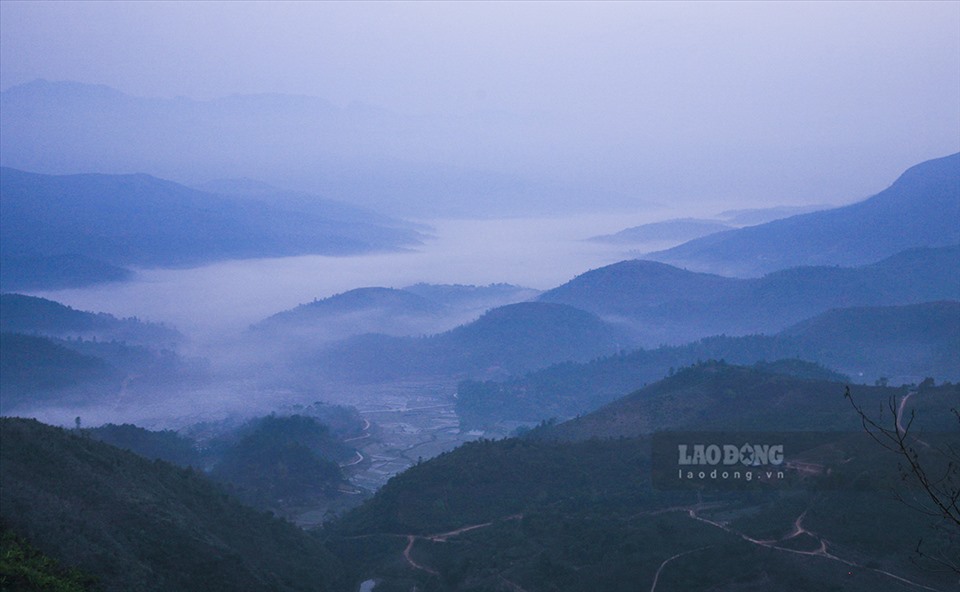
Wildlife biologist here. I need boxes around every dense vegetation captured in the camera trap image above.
[1,524,99,592]
[327,411,957,591]
[0,418,346,592]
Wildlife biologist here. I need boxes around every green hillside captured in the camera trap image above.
[0,418,346,592]
[327,366,959,591]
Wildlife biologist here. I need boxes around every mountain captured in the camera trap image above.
[0,253,132,291]
[253,284,542,348]
[0,80,560,218]
[456,301,960,428]
[253,287,446,340]
[0,333,118,412]
[0,417,346,592]
[715,204,830,226]
[0,167,422,290]
[539,361,957,440]
[400,282,541,312]
[327,367,958,591]
[647,153,960,276]
[1,293,181,346]
[588,218,733,244]
[316,302,630,382]
[539,244,960,345]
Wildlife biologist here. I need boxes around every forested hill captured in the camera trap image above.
[0,167,422,290]
[539,244,959,345]
[535,361,959,441]
[456,301,960,428]
[0,418,346,592]
[646,152,960,276]
[0,293,181,345]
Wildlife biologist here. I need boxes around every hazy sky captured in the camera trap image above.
[2,1,959,211]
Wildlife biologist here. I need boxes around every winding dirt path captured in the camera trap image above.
[649,546,711,592]
[682,505,944,591]
[401,514,524,575]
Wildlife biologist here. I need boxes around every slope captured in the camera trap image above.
[646,152,960,276]
[0,167,421,289]
[0,418,345,592]
[539,244,960,345]
[456,301,960,427]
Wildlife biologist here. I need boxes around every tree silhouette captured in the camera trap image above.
[844,386,959,575]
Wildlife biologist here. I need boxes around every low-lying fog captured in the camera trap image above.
[31,212,679,340]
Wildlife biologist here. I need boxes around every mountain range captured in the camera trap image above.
[0,80,565,218]
[455,301,960,427]
[540,244,960,345]
[328,364,959,591]
[0,167,422,290]
[646,152,960,276]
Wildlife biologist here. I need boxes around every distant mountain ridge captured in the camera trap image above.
[252,283,540,342]
[0,80,559,217]
[540,244,960,345]
[456,301,960,427]
[1,293,181,345]
[646,152,960,275]
[0,167,422,290]
[315,301,630,382]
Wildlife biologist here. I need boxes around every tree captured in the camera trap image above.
[844,386,959,575]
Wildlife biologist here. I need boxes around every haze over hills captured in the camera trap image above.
[456,301,960,427]
[252,283,539,342]
[0,80,578,218]
[540,244,960,345]
[315,302,630,382]
[589,218,734,245]
[0,167,423,290]
[647,152,960,276]
[0,293,181,346]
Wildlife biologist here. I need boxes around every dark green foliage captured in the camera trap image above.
[0,524,98,592]
[537,361,960,440]
[329,421,958,591]
[0,418,345,592]
[209,415,350,510]
[86,423,202,468]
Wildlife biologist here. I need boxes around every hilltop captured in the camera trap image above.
[646,152,960,276]
[0,167,421,290]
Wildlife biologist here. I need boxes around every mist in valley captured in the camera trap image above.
[1,3,959,591]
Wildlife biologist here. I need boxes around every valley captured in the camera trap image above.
[1,96,957,590]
